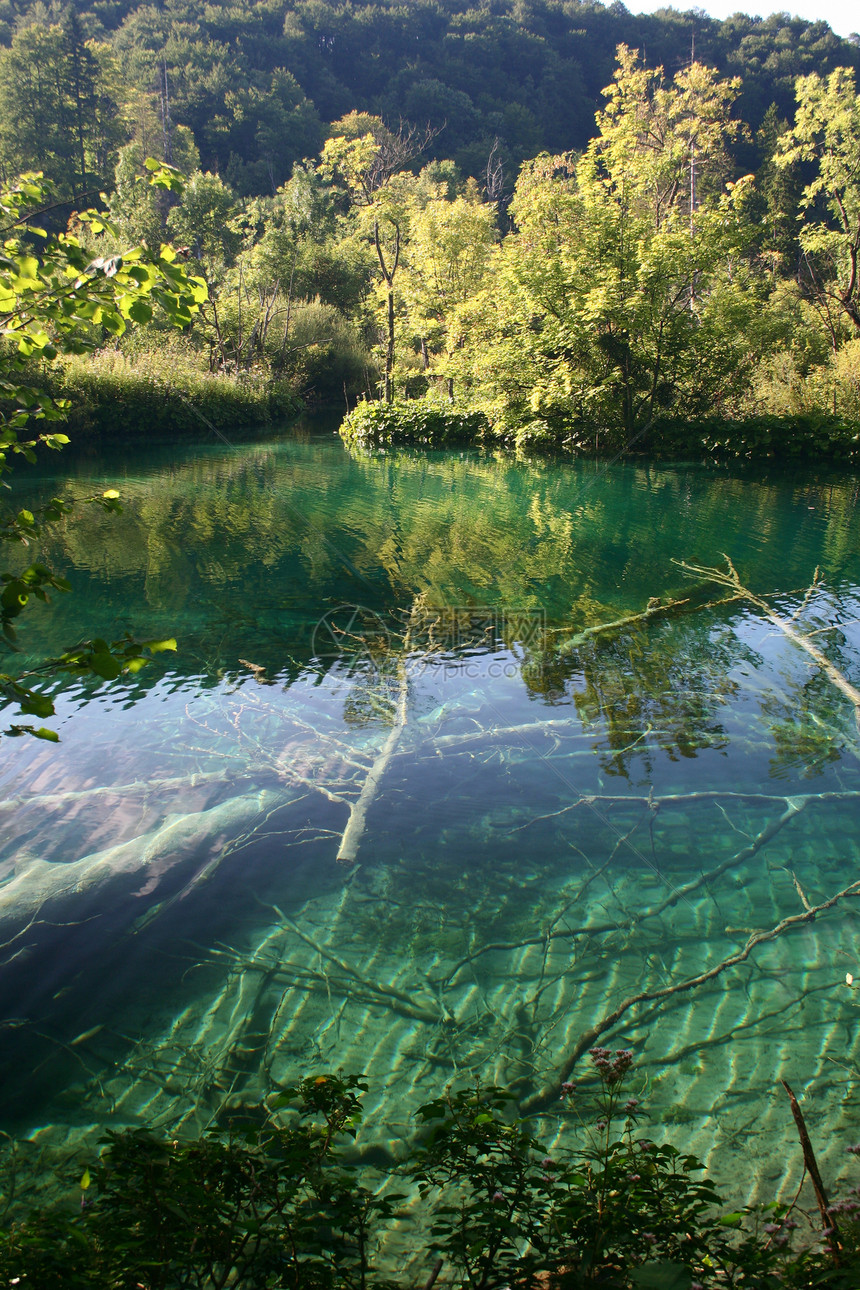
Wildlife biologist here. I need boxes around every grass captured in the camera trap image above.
[49,342,303,442]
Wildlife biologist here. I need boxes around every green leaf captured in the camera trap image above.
[127,299,153,324]
[89,652,122,681]
[143,638,177,655]
[11,689,55,719]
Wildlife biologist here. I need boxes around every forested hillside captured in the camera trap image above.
[2,1,860,455]
[0,0,858,199]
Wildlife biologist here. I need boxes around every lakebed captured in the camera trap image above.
[2,426,860,1217]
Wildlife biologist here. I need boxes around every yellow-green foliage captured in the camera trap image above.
[749,340,860,421]
[279,299,371,398]
[54,343,301,439]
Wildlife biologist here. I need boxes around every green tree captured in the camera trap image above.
[0,21,127,203]
[321,114,433,402]
[401,177,497,390]
[776,66,860,344]
[222,69,324,197]
[752,103,804,270]
[448,48,754,445]
[108,93,200,250]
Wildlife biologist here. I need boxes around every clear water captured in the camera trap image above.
[2,426,860,1213]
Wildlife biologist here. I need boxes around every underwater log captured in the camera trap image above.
[0,787,284,942]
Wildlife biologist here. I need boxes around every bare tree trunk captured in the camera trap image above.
[160,61,173,164]
[385,286,395,403]
[279,248,299,366]
[374,218,400,405]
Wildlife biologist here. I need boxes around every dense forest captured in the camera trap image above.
[1,0,859,197]
[2,0,860,449]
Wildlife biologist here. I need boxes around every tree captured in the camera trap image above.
[776,67,860,343]
[0,21,127,204]
[222,70,324,197]
[166,170,240,271]
[401,177,497,390]
[752,103,804,270]
[0,165,207,738]
[321,113,434,402]
[108,94,200,249]
[447,47,755,444]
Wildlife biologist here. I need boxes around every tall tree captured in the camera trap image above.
[448,48,755,444]
[776,67,860,343]
[63,8,98,202]
[321,113,433,402]
[402,177,497,389]
[753,104,803,271]
[0,20,126,203]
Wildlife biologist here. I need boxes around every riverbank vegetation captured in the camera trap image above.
[2,4,860,453]
[2,1061,859,1288]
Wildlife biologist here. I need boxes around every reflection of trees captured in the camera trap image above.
[10,442,860,784]
[28,444,860,664]
[566,625,739,777]
[5,494,860,1200]
[759,590,860,778]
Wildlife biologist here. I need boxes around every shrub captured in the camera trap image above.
[3,1056,860,1288]
[651,414,860,462]
[276,300,372,400]
[340,397,490,448]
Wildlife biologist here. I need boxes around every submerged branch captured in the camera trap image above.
[440,792,812,986]
[781,1079,839,1253]
[337,658,410,864]
[335,596,432,865]
[0,770,239,814]
[674,556,860,724]
[520,877,860,1114]
[274,907,445,1025]
[555,596,693,654]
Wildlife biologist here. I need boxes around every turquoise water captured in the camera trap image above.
[2,428,860,1209]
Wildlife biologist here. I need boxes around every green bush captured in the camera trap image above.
[651,414,860,462]
[340,398,490,448]
[3,1054,860,1288]
[340,399,860,464]
[277,300,372,401]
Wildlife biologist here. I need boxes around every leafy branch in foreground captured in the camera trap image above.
[0,164,206,738]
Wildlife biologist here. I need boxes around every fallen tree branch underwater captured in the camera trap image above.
[673,556,860,725]
[0,788,285,939]
[519,877,860,1114]
[439,790,815,986]
[334,601,428,864]
[555,596,694,654]
[337,657,409,864]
